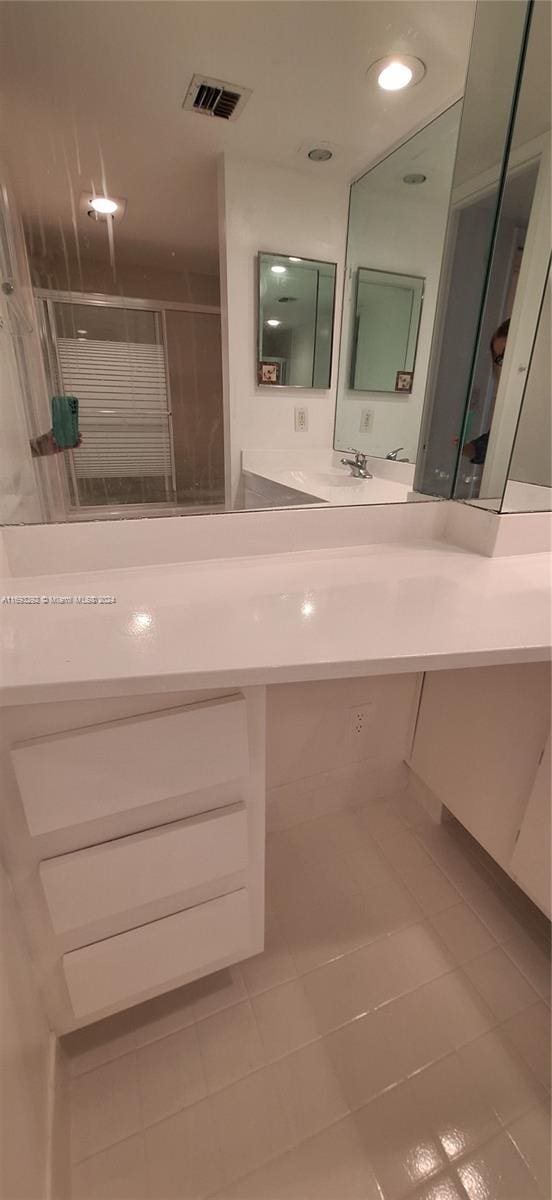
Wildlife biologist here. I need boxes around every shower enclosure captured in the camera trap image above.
[36,290,225,517]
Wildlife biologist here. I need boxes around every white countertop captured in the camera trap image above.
[1,540,550,705]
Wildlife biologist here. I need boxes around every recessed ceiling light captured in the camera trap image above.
[77,328,87,334]
[367,55,426,92]
[271,265,286,274]
[89,196,118,215]
[289,256,301,262]
[403,172,427,185]
[267,319,281,327]
[308,147,333,162]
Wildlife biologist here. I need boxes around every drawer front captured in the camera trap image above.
[12,696,248,836]
[63,889,250,1017]
[40,804,248,934]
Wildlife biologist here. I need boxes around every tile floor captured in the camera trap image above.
[63,792,551,1200]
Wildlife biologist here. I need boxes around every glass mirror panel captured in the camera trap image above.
[452,0,551,511]
[413,0,546,501]
[335,103,461,464]
[502,269,551,511]
[257,253,336,389]
[351,268,424,394]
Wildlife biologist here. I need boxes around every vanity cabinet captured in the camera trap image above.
[1,688,265,1032]
[410,663,551,915]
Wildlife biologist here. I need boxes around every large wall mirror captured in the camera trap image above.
[1,0,548,523]
[257,253,336,389]
[334,102,461,464]
[415,0,551,513]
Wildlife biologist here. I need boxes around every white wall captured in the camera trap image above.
[335,188,451,463]
[218,156,348,502]
[0,860,52,1199]
[266,673,419,830]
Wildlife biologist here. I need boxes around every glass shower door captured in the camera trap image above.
[44,300,176,509]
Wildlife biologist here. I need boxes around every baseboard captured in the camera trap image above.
[46,1033,70,1200]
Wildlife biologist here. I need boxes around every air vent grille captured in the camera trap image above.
[183,75,252,122]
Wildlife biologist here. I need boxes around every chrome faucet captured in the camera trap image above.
[386,447,409,462]
[340,449,373,478]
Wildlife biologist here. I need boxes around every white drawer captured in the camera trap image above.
[12,696,248,836]
[63,889,250,1017]
[40,803,248,934]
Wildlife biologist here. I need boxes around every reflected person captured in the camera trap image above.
[462,319,509,465]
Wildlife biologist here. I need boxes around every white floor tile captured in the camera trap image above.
[457,1029,547,1124]
[62,1010,137,1077]
[502,930,551,1002]
[70,1053,142,1164]
[457,1130,542,1199]
[429,902,496,965]
[240,913,297,996]
[208,1066,292,1184]
[136,1024,206,1127]
[269,1040,349,1144]
[210,1116,383,1200]
[507,1101,551,1197]
[500,1002,551,1090]
[402,862,462,917]
[71,1134,147,1200]
[463,945,539,1021]
[252,979,319,1061]
[196,1000,266,1093]
[144,1099,225,1199]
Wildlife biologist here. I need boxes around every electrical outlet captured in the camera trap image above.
[348,703,376,760]
[360,408,374,433]
[295,406,308,432]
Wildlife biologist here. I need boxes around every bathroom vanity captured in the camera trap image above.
[0,508,550,1033]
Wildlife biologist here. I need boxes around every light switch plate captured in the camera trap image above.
[295,407,308,432]
[360,409,374,433]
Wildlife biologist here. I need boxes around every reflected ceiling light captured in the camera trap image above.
[289,256,301,262]
[308,147,332,162]
[77,328,87,334]
[368,55,426,91]
[266,318,281,326]
[89,196,118,215]
[271,264,286,274]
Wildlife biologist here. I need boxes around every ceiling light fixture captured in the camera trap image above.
[308,147,333,162]
[89,196,118,215]
[289,256,301,262]
[266,319,281,327]
[367,55,426,92]
[271,264,286,274]
[403,172,427,185]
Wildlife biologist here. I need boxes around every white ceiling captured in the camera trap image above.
[1,1,475,275]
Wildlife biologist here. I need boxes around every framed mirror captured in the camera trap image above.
[351,267,424,393]
[257,252,337,389]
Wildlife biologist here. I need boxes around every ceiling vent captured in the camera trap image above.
[183,75,252,121]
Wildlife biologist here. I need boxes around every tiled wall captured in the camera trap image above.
[266,674,420,830]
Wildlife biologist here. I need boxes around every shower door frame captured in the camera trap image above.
[35,288,221,519]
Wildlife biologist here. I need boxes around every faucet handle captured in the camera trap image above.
[386,447,404,460]
[348,448,367,465]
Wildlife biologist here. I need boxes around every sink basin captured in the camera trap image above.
[309,472,364,488]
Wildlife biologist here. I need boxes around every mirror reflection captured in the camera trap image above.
[335,102,461,464]
[415,0,551,513]
[351,267,424,394]
[257,253,336,389]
